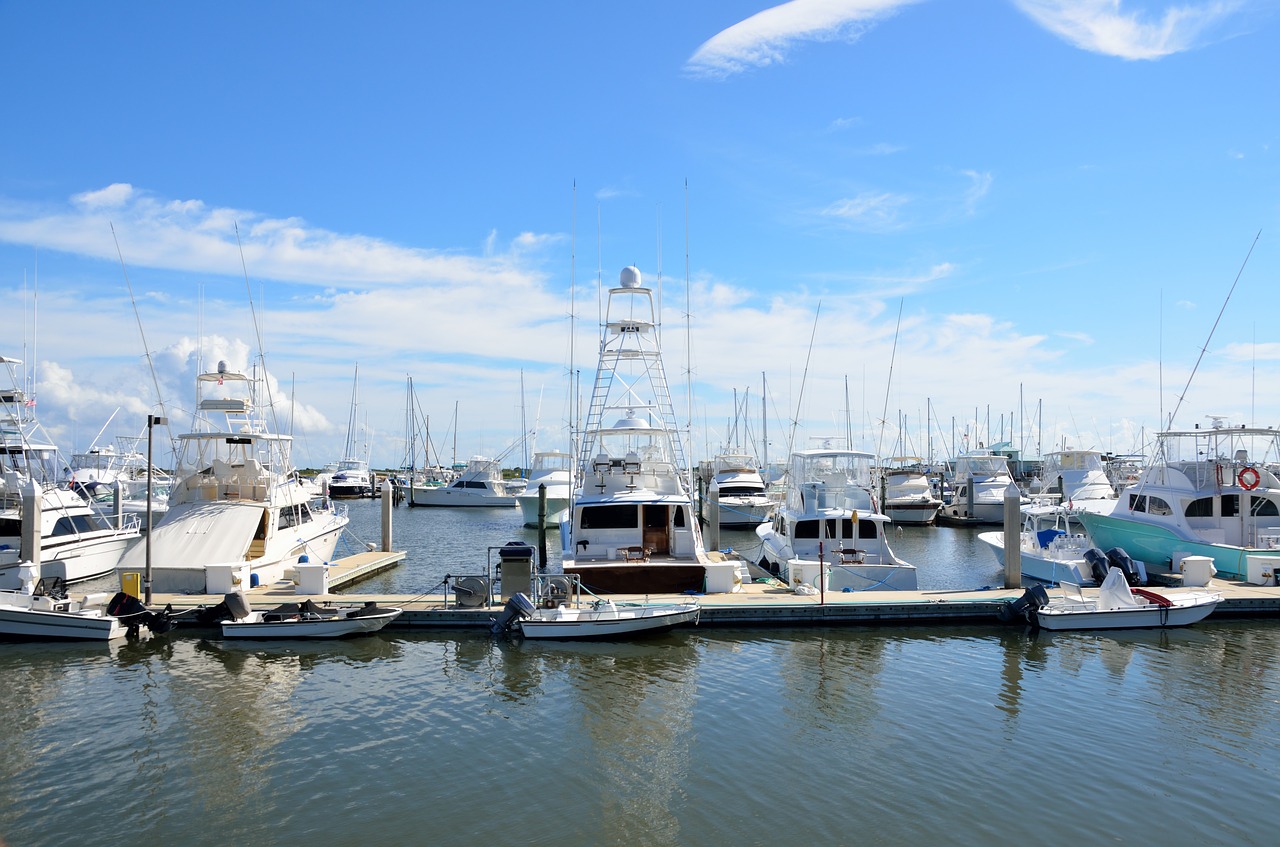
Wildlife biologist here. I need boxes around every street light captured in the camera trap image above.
[145,414,168,604]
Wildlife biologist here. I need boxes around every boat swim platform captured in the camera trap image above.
[149,574,1280,631]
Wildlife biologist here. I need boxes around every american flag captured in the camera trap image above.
[24,397,35,407]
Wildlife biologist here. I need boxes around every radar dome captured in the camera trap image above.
[619,266,642,288]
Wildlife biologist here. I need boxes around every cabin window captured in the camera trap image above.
[858,518,879,538]
[719,486,759,496]
[795,520,819,539]
[673,506,686,528]
[0,518,20,536]
[1148,496,1173,516]
[1129,494,1146,512]
[1186,497,1214,518]
[1251,496,1279,517]
[581,504,637,529]
[278,507,300,528]
[1221,494,1239,518]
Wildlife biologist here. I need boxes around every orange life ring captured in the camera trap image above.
[1238,467,1261,491]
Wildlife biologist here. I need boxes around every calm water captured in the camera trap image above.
[3,501,1278,847]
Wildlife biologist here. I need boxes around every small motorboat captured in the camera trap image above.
[0,569,175,642]
[491,592,700,641]
[1005,567,1221,631]
[217,593,402,639]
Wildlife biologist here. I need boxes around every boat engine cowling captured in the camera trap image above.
[998,584,1049,625]
[106,592,177,635]
[490,592,536,635]
[1104,547,1142,586]
[1083,547,1110,584]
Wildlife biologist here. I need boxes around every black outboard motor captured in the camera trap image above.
[490,592,535,635]
[1083,547,1110,584]
[998,584,1050,626]
[107,592,176,635]
[1105,547,1142,586]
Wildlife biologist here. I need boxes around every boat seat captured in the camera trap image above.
[618,546,650,562]
[1059,582,1085,601]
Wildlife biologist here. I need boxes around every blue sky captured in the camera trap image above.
[2,0,1278,472]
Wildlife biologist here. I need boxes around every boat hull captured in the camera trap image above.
[518,495,571,528]
[883,502,941,525]
[977,531,1093,586]
[405,489,517,507]
[518,604,699,640]
[0,598,123,641]
[1035,594,1220,631]
[221,608,401,639]
[563,562,708,595]
[1077,512,1256,580]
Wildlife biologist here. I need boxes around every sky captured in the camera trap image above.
[2,0,1278,473]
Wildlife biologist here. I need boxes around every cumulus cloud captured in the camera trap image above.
[1011,0,1244,60]
[686,0,922,78]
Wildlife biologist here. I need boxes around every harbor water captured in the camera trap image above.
[2,500,1278,847]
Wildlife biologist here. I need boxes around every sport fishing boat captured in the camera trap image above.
[702,452,774,529]
[1075,418,1280,580]
[939,449,1016,525]
[1,356,140,589]
[517,450,574,527]
[115,361,349,594]
[560,266,739,595]
[756,448,917,592]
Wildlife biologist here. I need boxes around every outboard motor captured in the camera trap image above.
[107,592,177,635]
[1105,547,1142,586]
[1083,547,1109,584]
[490,592,535,635]
[998,584,1050,626]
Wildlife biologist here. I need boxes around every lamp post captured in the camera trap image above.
[145,414,168,604]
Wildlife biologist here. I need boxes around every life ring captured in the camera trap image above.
[1238,467,1261,491]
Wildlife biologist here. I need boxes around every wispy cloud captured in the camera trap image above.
[0,183,539,289]
[1011,0,1245,60]
[686,0,922,79]
[821,191,911,231]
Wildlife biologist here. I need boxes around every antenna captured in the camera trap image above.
[111,223,172,449]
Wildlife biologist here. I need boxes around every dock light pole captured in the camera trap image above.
[145,414,168,604]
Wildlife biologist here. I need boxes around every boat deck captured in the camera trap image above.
[147,565,1280,631]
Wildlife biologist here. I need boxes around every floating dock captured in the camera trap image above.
[150,569,1280,631]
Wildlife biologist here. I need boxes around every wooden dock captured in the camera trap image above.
[150,569,1280,631]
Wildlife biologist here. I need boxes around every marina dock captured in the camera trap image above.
[148,569,1280,631]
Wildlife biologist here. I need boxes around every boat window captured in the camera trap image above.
[858,518,879,538]
[719,485,762,496]
[0,518,20,536]
[795,520,819,539]
[581,504,637,529]
[1221,494,1239,518]
[673,506,686,528]
[278,507,300,528]
[50,517,79,537]
[1129,494,1146,512]
[1185,497,1214,518]
[1147,496,1173,516]
[1251,496,1279,517]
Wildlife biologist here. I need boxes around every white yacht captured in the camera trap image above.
[561,267,738,595]
[0,356,140,589]
[879,458,942,526]
[406,455,520,507]
[322,366,375,498]
[939,450,1016,524]
[756,448,917,592]
[702,452,774,529]
[1033,449,1117,505]
[517,450,573,527]
[115,361,349,594]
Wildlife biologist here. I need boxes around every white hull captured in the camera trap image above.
[222,607,401,639]
[408,488,517,507]
[518,495,570,528]
[0,533,132,590]
[0,593,123,641]
[709,497,773,528]
[1035,592,1220,630]
[517,603,699,640]
[978,530,1094,586]
[883,502,941,525]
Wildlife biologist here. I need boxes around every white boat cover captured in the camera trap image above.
[118,501,261,568]
[1095,567,1140,611]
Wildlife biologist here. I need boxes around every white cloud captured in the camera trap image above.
[72,183,135,209]
[686,0,922,78]
[1011,0,1244,60]
[822,191,910,230]
[961,170,993,214]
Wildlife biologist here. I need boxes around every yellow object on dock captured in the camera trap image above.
[121,572,141,598]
